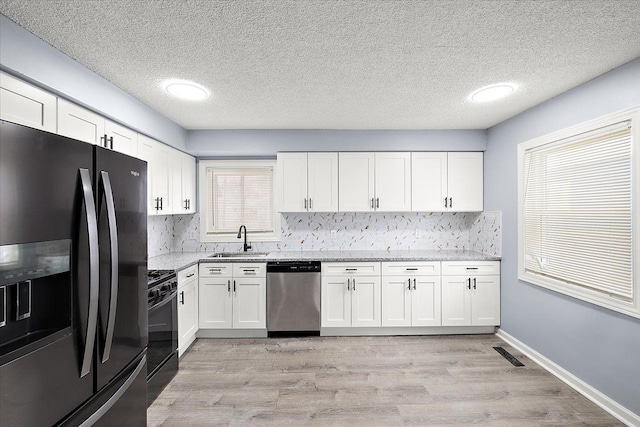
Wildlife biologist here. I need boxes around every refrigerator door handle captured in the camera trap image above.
[79,168,99,378]
[100,171,119,363]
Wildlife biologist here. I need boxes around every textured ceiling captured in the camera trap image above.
[1,0,639,130]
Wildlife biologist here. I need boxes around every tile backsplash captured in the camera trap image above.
[149,211,501,258]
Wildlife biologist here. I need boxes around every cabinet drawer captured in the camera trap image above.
[322,262,381,276]
[441,261,500,276]
[381,261,440,276]
[178,264,198,283]
[199,263,233,277]
[233,263,266,277]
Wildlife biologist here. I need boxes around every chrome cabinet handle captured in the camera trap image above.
[444,197,448,208]
[180,291,184,304]
[371,198,375,209]
[159,197,163,211]
[408,278,411,290]
[473,278,477,290]
[449,197,452,208]
[413,278,416,290]
[405,268,418,271]
[466,267,479,270]
[79,168,99,378]
[304,198,308,210]
[347,278,350,291]
[376,198,379,208]
[233,280,236,293]
[467,278,471,290]
[309,198,312,210]
[353,279,356,291]
[228,280,231,293]
[186,273,195,278]
[345,268,358,271]
[108,136,114,150]
[100,171,119,364]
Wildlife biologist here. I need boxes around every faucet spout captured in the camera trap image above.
[237,225,252,252]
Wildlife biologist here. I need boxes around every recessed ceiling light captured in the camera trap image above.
[469,83,517,103]
[163,80,209,101]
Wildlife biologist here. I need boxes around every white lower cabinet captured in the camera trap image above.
[381,262,441,327]
[441,261,500,326]
[199,263,266,330]
[321,262,381,327]
[177,265,198,356]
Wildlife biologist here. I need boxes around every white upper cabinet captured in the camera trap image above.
[374,152,411,212]
[138,134,170,215]
[105,119,138,157]
[58,98,139,157]
[170,149,197,214]
[0,71,57,133]
[412,152,483,212]
[339,152,411,212]
[57,98,105,144]
[338,152,376,212]
[447,152,483,212]
[277,152,338,212]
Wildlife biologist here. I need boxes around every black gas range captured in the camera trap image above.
[146,269,178,406]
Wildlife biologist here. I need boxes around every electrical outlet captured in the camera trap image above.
[331,230,338,239]
[415,229,421,238]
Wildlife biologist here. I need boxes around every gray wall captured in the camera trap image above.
[188,129,487,157]
[485,58,640,415]
[0,14,187,150]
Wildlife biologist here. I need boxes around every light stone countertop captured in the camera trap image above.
[148,250,500,272]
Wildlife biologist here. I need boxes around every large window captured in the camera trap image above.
[199,160,280,242]
[518,108,640,319]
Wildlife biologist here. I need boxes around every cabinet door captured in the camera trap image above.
[105,119,137,157]
[277,152,308,212]
[339,152,375,212]
[308,152,338,212]
[57,99,104,145]
[137,135,157,215]
[441,276,472,326]
[447,152,483,212]
[411,152,447,212]
[471,275,500,326]
[199,277,233,329]
[182,153,196,213]
[381,276,411,327]
[178,279,198,355]
[152,141,172,215]
[374,152,411,212]
[321,277,351,327]
[233,277,266,329]
[412,276,442,326]
[0,71,56,132]
[351,276,381,327]
[169,147,184,215]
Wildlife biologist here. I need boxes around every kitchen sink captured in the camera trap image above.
[208,252,269,258]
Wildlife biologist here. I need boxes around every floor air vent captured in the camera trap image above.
[493,346,525,367]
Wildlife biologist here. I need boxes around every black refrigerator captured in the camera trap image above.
[0,120,148,426]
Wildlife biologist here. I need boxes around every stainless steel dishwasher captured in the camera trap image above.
[267,261,321,336]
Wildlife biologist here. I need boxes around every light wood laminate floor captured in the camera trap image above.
[147,335,622,426]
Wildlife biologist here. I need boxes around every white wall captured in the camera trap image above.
[0,14,188,150]
[485,58,640,416]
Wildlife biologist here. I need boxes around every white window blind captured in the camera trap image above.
[523,121,633,301]
[206,167,274,234]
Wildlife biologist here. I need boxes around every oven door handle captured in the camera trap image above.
[148,292,177,312]
[100,171,118,364]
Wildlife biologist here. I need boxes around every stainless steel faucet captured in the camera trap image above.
[237,225,251,252]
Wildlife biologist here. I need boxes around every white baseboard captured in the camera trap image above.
[496,329,640,427]
[321,325,495,336]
